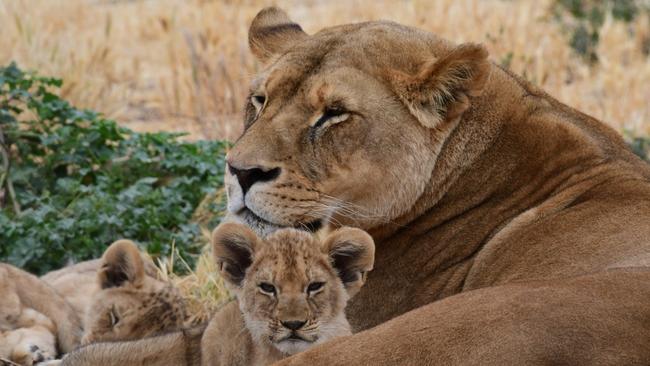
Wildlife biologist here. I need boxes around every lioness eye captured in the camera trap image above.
[259,282,276,295]
[307,282,325,294]
[251,95,266,111]
[312,107,350,130]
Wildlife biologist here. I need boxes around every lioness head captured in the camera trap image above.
[212,222,374,355]
[81,240,186,345]
[225,7,491,235]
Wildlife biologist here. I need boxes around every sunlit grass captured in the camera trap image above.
[1,0,648,142]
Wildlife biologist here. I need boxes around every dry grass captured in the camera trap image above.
[1,0,649,314]
[1,0,649,141]
[156,235,232,324]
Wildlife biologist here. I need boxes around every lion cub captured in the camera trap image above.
[0,305,56,365]
[202,223,375,366]
[0,263,81,366]
[79,240,187,345]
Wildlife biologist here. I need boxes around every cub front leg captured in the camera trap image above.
[274,269,650,366]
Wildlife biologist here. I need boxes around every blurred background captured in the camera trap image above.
[1,0,649,142]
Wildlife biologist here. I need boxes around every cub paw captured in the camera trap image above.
[12,344,55,366]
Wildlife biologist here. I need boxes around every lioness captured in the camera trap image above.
[57,224,374,366]
[52,6,650,365]
[232,7,650,365]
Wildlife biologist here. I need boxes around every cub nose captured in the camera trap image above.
[281,320,307,331]
[228,164,281,195]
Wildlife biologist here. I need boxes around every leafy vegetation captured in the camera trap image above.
[552,0,649,63]
[0,63,227,275]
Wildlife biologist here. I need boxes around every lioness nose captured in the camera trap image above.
[281,320,306,331]
[228,164,281,195]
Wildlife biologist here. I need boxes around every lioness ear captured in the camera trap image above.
[323,227,375,297]
[390,43,490,128]
[212,222,259,287]
[249,7,307,63]
[98,240,145,289]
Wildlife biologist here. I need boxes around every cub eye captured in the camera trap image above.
[251,95,266,111]
[259,282,276,295]
[312,107,350,130]
[307,282,325,294]
[109,309,120,327]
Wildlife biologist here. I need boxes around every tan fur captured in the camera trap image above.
[41,260,101,318]
[0,264,82,365]
[202,223,373,366]
[221,8,650,365]
[41,246,162,318]
[0,308,57,365]
[58,224,374,366]
[79,240,186,345]
[39,241,185,348]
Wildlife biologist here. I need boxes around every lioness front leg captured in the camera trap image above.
[274,269,650,366]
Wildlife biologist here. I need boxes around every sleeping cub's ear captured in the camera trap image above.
[323,227,375,297]
[98,240,145,289]
[212,222,260,288]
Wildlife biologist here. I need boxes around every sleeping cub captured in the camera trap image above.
[202,223,375,366]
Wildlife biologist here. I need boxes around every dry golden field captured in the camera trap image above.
[1,0,649,142]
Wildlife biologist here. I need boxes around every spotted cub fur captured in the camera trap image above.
[80,240,187,345]
[202,222,375,366]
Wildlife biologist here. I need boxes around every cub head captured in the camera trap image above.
[226,7,491,235]
[81,240,186,345]
[212,222,375,355]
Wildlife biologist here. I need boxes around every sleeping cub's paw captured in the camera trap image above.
[13,344,55,366]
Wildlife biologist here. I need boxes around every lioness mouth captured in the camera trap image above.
[241,207,322,233]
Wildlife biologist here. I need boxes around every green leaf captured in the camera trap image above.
[0,63,228,275]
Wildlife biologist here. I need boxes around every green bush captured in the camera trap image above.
[0,63,227,275]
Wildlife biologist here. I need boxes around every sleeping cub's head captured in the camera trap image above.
[81,240,186,345]
[212,223,374,355]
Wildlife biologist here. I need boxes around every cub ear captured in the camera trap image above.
[98,240,145,289]
[211,222,259,287]
[323,227,375,297]
[249,7,307,63]
[389,43,491,128]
